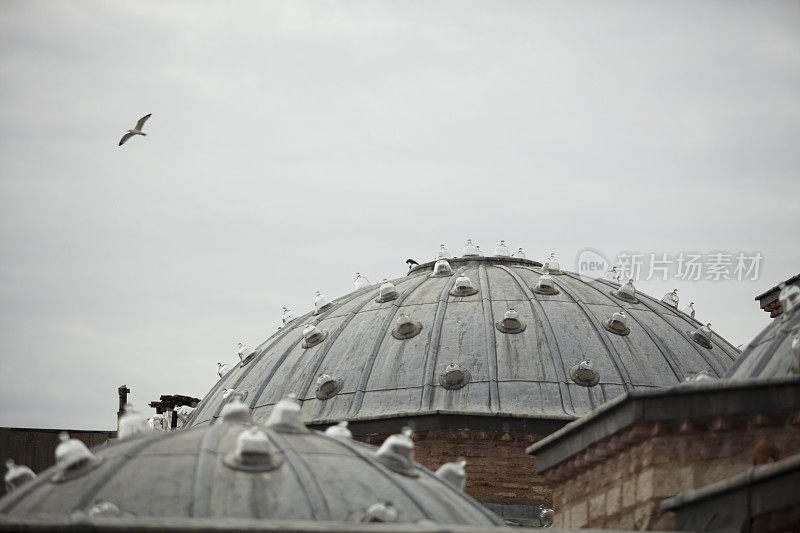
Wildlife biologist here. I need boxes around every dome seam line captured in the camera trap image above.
[548,276,634,391]
[421,274,461,411]
[267,430,331,520]
[189,422,232,517]
[478,265,501,412]
[296,291,377,409]
[349,275,430,417]
[594,278,726,377]
[497,265,579,418]
[563,272,685,383]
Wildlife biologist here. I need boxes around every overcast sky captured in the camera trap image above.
[0,1,798,430]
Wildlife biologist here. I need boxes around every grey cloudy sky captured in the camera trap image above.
[0,1,798,430]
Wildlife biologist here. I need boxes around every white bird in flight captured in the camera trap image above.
[118,113,151,146]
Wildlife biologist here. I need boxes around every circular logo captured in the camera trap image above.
[576,248,610,282]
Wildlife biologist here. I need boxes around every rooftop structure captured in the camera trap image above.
[754,273,800,318]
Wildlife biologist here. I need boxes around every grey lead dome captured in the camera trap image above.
[0,418,502,526]
[190,255,739,428]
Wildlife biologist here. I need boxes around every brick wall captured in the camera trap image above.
[357,429,551,508]
[543,410,800,530]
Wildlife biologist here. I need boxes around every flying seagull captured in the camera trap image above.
[118,113,151,146]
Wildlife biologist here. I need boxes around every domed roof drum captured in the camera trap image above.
[0,411,502,526]
[190,255,739,428]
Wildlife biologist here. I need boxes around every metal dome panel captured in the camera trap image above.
[189,257,740,428]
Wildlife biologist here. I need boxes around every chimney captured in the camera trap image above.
[117,385,130,430]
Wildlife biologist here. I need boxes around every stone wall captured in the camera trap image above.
[543,410,800,529]
[357,429,550,508]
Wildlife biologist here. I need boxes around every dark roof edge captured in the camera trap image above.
[754,272,800,304]
[660,452,800,512]
[525,377,800,472]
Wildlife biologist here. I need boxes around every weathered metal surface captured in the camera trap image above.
[725,305,800,380]
[0,423,503,527]
[189,258,740,428]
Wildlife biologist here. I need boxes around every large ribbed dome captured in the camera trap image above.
[189,255,739,429]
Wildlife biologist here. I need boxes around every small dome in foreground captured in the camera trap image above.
[0,417,502,527]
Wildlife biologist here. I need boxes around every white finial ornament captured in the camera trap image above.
[603,310,630,336]
[376,279,399,302]
[235,427,273,465]
[220,396,251,423]
[87,501,123,517]
[223,426,282,472]
[496,308,526,334]
[435,457,467,491]
[302,323,328,348]
[358,502,398,523]
[690,323,714,348]
[281,306,293,325]
[217,362,232,378]
[570,360,600,387]
[53,432,101,481]
[314,291,332,314]
[374,427,418,476]
[175,404,196,425]
[237,342,256,364]
[223,388,248,403]
[494,240,510,257]
[613,279,638,303]
[324,421,353,440]
[4,459,35,492]
[265,395,308,433]
[544,252,561,273]
[431,259,454,277]
[450,269,478,296]
[118,404,150,440]
[147,414,168,431]
[436,244,453,259]
[533,273,559,295]
[661,289,679,308]
[462,239,479,257]
[315,373,343,400]
[354,273,370,290]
